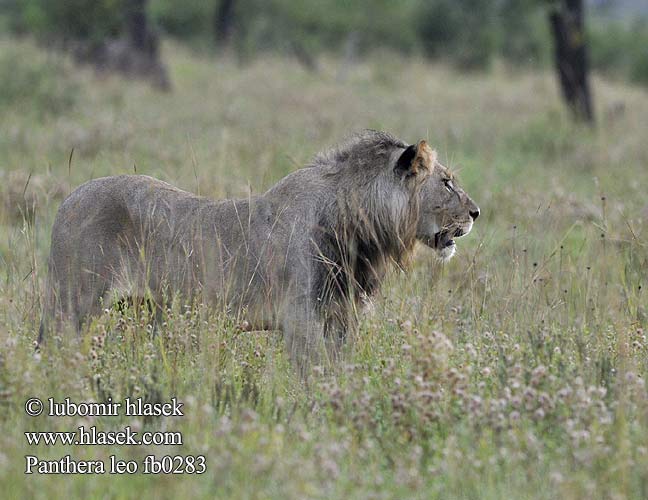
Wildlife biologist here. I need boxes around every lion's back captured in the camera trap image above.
[47,175,205,290]
[53,175,202,244]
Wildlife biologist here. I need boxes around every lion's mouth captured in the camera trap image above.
[433,231,455,249]
[430,228,465,250]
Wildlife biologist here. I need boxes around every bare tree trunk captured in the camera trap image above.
[119,0,170,90]
[549,0,594,123]
[291,41,319,73]
[126,0,148,51]
[215,0,236,46]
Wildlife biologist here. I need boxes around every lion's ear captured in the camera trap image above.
[395,141,436,177]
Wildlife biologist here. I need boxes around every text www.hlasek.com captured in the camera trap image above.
[24,397,206,475]
[25,426,182,446]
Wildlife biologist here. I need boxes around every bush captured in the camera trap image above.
[589,19,648,88]
[2,0,646,86]
[417,0,496,70]
[18,0,125,46]
[149,0,213,39]
[497,0,551,66]
[231,0,419,61]
[0,43,80,117]
[630,53,648,87]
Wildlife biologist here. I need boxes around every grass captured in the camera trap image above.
[1,38,647,499]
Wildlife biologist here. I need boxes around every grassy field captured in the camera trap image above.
[1,38,647,499]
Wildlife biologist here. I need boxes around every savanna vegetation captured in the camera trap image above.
[0,7,647,499]
[3,0,648,85]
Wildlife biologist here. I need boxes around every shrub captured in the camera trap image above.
[417,0,496,70]
[630,53,648,87]
[589,18,648,88]
[149,0,213,39]
[18,0,125,46]
[498,0,551,66]
[0,43,80,117]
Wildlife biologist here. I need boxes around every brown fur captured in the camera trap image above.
[39,131,478,374]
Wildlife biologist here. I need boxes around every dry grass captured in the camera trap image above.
[0,39,647,499]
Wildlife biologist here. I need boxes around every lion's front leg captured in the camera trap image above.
[282,298,327,378]
[321,301,355,367]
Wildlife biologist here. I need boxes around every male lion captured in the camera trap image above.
[39,131,479,371]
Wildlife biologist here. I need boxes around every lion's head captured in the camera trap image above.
[416,156,479,260]
[307,131,479,264]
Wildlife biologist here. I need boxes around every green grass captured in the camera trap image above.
[1,39,647,499]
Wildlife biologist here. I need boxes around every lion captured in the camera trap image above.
[39,130,479,372]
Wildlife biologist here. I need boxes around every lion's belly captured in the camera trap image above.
[103,228,284,327]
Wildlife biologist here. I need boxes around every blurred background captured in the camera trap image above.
[1,0,647,113]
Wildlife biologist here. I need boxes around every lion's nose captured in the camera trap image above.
[469,208,480,220]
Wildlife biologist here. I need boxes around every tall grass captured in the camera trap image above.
[0,40,647,498]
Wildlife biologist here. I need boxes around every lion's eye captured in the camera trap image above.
[443,179,454,192]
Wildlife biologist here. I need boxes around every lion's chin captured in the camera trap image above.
[419,231,457,261]
[436,242,456,261]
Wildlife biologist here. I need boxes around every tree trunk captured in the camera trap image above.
[215,0,236,46]
[119,0,170,90]
[549,0,594,123]
[126,0,150,52]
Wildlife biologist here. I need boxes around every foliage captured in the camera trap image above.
[0,42,80,117]
[630,51,648,87]
[589,18,648,87]
[149,0,213,39]
[498,0,551,65]
[2,0,648,88]
[417,0,497,70]
[150,0,421,57]
[13,0,125,46]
